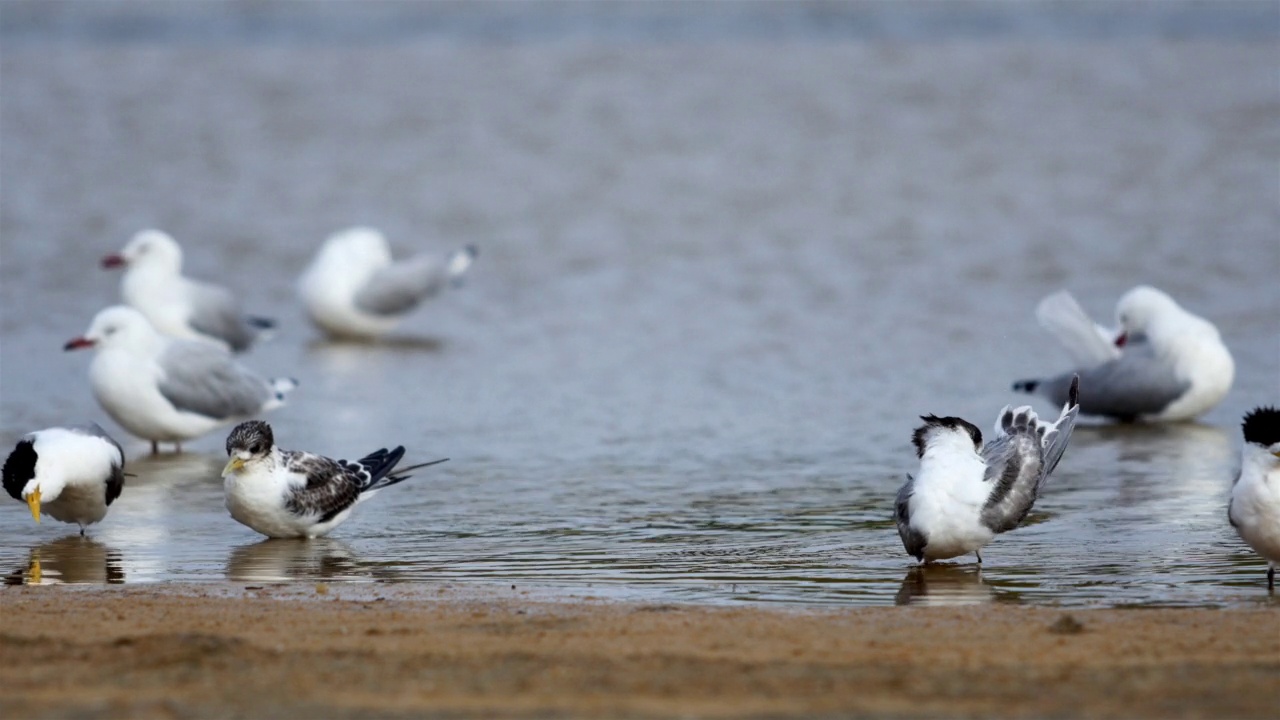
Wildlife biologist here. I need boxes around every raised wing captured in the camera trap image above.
[1035,290,1120,369]
[979,428,1045,534]
[156,342,272,420]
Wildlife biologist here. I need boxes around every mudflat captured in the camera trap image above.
[2,585,1277,718]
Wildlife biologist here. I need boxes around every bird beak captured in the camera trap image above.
[222,457,245,477]
[101,254,126,268]
[1114,332,1128,348]
[64,337,96,351]
[27,487,41,523]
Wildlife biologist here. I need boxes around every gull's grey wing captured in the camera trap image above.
[156,342,272,420]
[280,451,365,523]
[353,255,450,316]
[895,476,927,560]
[979,431,1045,534]
[185,281,260,352]
[1035,290,1121,368]
[1032,340,1188,420]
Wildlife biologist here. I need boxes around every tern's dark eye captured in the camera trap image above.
[249,443,263,454]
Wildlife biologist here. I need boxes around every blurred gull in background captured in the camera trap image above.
[103,229,276,353]
[297,226,477,340]
[1014,286,1234,422]
[64,306,297,453]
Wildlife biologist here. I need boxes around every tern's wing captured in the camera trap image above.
[979,426,1046,535]
[895,476,927,559]
[353,255,451,316]
[279,451,366,523]
[156,342,272,420]
[185,281,259,352]
[68,423,126,505]
[1035,290,1121,368]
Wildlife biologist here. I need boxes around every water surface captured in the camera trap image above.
[1,3,1277,606]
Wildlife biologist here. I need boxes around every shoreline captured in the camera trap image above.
[3,585,1278,718]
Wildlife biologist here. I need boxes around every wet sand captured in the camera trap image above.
[2,585,1277,718]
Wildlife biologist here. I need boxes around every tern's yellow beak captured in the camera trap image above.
[223,457,245,477]
[26,487,41,523]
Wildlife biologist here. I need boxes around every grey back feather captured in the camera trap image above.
[1037,339,1187,419]
[979,428,1045,534]
[185,281,261,352]
[354,255,450,316]
[156,342,272,420]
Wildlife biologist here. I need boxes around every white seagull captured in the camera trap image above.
[1013,286,1233,422]
[103,229,275,352]
[297,226,477,340]
[221,420,448,539]
[64,306,298,453]
[2,424,126,534]
[1228,406,1280,591]
[896,376,1080,564]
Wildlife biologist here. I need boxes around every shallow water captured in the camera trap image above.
[1,3,1278,606]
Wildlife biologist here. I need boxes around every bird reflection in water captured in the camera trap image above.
[894,565,1006,606]
[4,535,125,585]
[227,538,372,583]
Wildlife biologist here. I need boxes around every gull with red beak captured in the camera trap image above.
[64,306,298,453]
[1013,286,1233,422]
[2,424,125,534]
[103,229,275,353]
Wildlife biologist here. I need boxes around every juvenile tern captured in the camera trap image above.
[896,376,1080,564]
[1228,406,1280,590]
[297,226,477,340]
[2,424,125,534]
[103,229,275,352]
[65,306,297,453]
[221,420,448,539]
[1013,286,1233,422]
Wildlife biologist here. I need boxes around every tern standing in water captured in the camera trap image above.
[221,421,448,539]
[1228,407,1280,591]
[1013,286,1232,422]
[2,424,126,534]
[896,377,1080,564]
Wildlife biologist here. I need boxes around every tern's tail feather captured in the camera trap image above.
[1040,375,1081,476]
[1035,290,1121,368]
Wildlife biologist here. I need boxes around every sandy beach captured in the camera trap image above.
[2,585,1277,718]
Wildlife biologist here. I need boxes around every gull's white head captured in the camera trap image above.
[322,227,393,265]
[1114,285,1183,347]
[912,415,984,459]
[102,229,183,274]
[1242,406,1280,461]
[63,305,161,353]
[223,420,277,477]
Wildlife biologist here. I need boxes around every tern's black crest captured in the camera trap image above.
[226,421,275,456]
[912,415,983,458]
[1242,406,1280,447]
[2,439,36,502]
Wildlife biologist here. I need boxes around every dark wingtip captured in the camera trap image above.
[464,244,478,259]
[246,316,276,330]
[1012,379,1039,394]
[1067,374,1080,408]
[1242,406,1280,447]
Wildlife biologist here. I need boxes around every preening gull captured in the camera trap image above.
[103,229,275,352]
[1228,407,1280,591]
[1013,286,1233,422]
[297,226,477,339]
[64,306,297,453]
[221,420,447,539]
[2,424,125,534]
[896,376,1080,564]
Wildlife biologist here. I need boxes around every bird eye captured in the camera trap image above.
[249,443,263,454]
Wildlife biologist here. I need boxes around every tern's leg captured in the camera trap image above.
[175,442,183,454]
[151,440,159,454]
[975,550,983,565]
[1268,566,1275,592]
[79,526,85,537]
